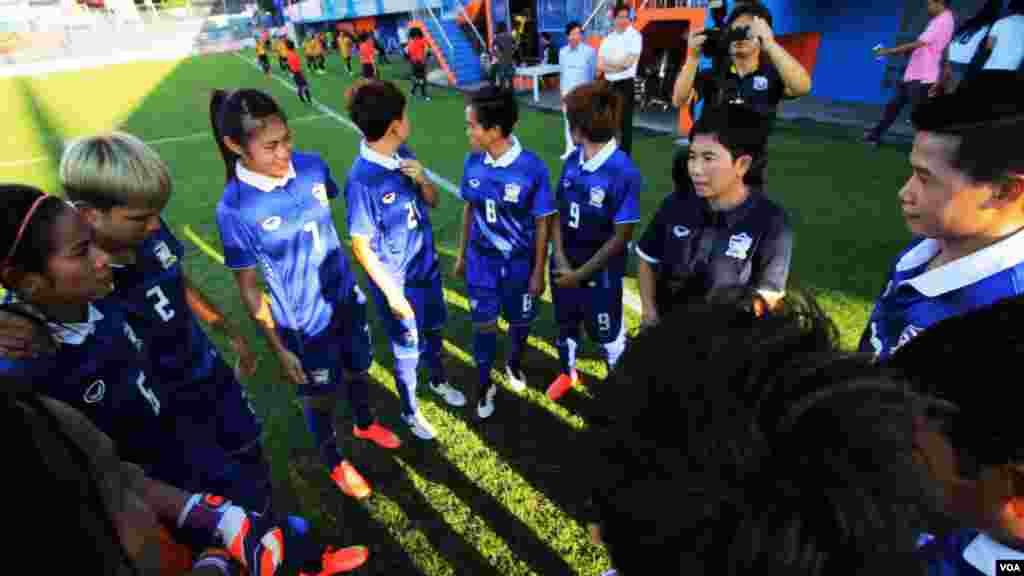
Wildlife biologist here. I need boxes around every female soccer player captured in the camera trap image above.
[344,80,466,441]
[358,33,377,79]
[455,86,556,419]
[547,80,641,402]
[255,30,271,76]
[285,39,313,104]
[211,89,400,501]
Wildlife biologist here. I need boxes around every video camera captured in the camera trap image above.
[697,25,753,55]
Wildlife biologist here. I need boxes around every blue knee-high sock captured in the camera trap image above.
[395,354,420,417]
[473,330,498,393]
[556,324,579,376]
[507,325,530,374]
[425,330,447,385]
[303,401,341,471]
[604,323,627,372]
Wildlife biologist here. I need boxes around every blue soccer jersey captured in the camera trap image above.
[861,231,1024,362]
[555,141,641,278]
[921,529,1024,576]
[0,300,165,474]
[110,221,217,389]
[216,152,355,337]
[459,136,557,274]
[345,141,440,286]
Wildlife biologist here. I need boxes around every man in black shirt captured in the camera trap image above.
[671,3,811,127]
[635,103,792,326]
[493,23,517,90]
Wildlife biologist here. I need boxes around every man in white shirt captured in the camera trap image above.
[559,20,597,159]
[983,1,1024,72]
[597,2,643,156]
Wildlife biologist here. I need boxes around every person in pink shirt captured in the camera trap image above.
[865,0,954,146]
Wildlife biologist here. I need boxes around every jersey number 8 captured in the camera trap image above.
[485,199,498,224]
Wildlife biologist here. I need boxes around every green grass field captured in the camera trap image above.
[1,51,915,575]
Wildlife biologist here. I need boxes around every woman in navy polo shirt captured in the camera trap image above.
[635,103,792,327]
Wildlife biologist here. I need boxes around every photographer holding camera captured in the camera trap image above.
[671,4,811,125]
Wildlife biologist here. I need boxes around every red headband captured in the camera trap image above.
[3,195,50,268]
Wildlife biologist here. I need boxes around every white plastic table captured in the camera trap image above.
[515,64,560,101]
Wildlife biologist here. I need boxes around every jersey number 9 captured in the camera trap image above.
[568,202,581,229]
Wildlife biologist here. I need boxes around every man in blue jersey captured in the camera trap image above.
[456,86,557,419]
[345,80,466,442]
[0,134,270,512]
[860,76,1024,361]
[547,80,641,402]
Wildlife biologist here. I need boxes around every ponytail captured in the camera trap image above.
[210,89,239,184]
[209,89,287,185]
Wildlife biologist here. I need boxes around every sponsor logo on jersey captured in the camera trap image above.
[312,183,329,208]
[589,186,606,208]
[262,216,283,231]
[563,179,572,189]
[503,183,521,203]
[468,178,481,189]
[891,324,923,355]
[310,369,330,386]
[401,328,419,347]
[84,380,106,404]
[672,225,690,238]
[153,241,178,269]
[725,232,753,260]
[382,191,397,205]
[753,75,769,91]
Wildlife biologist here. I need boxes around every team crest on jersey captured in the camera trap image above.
[262,216,282,231]
[84,380,106,404]
[382,191,397,205]
[503,184,521,203]
[672,225,690,238]
[753,76,769,91]
[311,183,329,208]
[123,323,143,352]
[725,232,753,260]
[153,241,178,270]
[589,186,606,208]
[469,178,481,189]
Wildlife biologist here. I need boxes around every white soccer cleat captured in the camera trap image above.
[429,381,466,407]
[477,385,497,419]
[505,365,527,392]
[402,411,437,440]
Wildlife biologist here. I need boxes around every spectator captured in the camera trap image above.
[359,33,377,79]
[942,0,1002,92]
[859,75,1024,362]
[671,3,811,128]
[867,0,954,147]
[885,296,1024,571]
[540,31,555,65]
[635,103,792,326]
[981,0,1024,74]
[397,21,409,57]
[493,23,517,91]
[558,21,597,159]
[585,292,946,576]
[597,2,643,156]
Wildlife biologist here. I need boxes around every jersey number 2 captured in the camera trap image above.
[146,286,175,322]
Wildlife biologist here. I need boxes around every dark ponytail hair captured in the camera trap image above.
[0,184,68,281]
[209,89,287,184]
[564,79,621,145]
